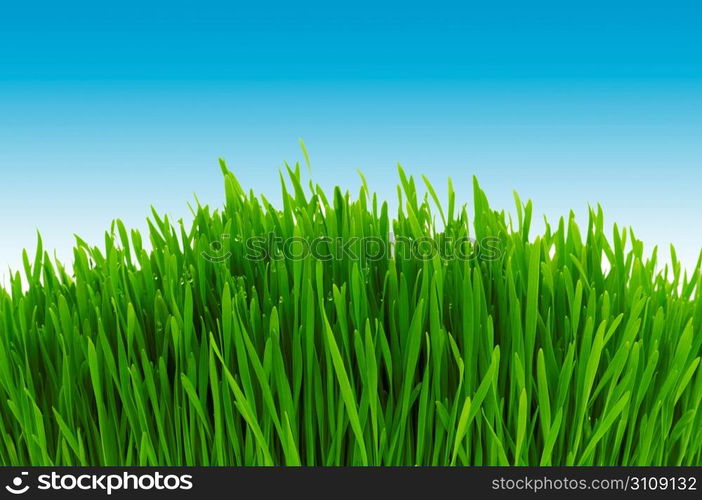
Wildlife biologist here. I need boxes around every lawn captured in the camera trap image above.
[0,159,700,466]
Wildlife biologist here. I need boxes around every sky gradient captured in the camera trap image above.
[1,1,701,284]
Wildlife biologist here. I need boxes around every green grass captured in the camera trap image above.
[1,159,701,466]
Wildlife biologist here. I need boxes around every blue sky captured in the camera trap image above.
[1,1,701,282]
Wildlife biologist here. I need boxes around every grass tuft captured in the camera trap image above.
[0,161,701,466]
